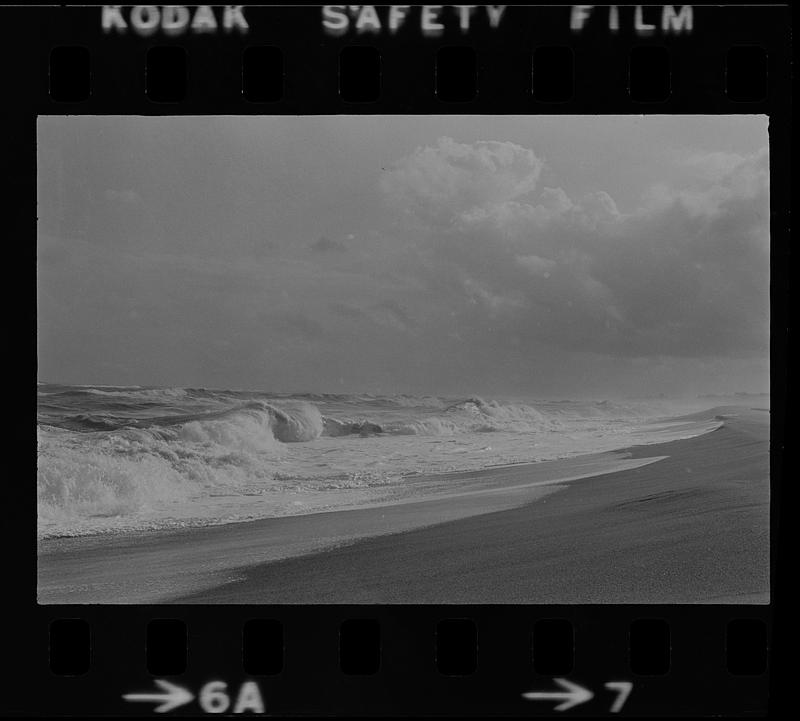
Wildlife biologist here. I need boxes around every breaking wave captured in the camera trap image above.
[384,396,561,435]
[38,384,706,536]
[37,401,328,530]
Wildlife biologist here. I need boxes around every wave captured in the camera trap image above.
[41,393,611,442]
[314,397,565,437]
[322,417,384,437]
[258,402,324,442]
[50,413,131,432]
[36,395,560,530]
[38,386,707,536]
[379,397,561,436]
[37,407,294,523]
[80,386,190,401]
[37,401,329,529]
[38,427,199,526]
[539,398,672,420]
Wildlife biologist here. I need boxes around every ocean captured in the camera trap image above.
[37,384,722,538]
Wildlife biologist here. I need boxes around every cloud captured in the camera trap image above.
[381,141,770,361]
[643,147,769,217]
[380,137,544,226]
[39,121,768,395]
[516,254,556,278]
[684,149,763,181]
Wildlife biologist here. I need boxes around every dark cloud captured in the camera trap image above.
[382,141,769,360]
[38,117,769,395]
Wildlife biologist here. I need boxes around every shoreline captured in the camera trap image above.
[37,411,724,545]
[37,407,769,604]
[38,451,663,603]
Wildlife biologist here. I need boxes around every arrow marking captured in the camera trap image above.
[123,679,194,713]
[522,677,593,711]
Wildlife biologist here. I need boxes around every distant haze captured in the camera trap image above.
[37,115,770,399]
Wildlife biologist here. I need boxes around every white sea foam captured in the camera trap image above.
[36,386,729,538]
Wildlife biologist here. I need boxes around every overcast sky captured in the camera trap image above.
[37,115,769,398]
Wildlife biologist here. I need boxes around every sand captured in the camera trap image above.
[37,408,769,604]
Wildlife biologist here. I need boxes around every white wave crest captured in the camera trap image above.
[38,431,196,526]
[83,386,189,401]
[262,401,324,442]
[322,417,384,437]
[387,397,563,435]
[37,401,328,534]
[386,417,466,435]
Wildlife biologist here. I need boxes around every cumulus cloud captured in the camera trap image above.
[643,147,769,217]
[39,117,768,395]
[380,137,544,226]
[381,140,770,360]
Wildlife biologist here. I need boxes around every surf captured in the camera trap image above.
[37,384,722,538]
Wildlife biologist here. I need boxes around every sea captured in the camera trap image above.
[37,384,730,538]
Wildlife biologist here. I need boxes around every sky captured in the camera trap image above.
[37,115,770,399]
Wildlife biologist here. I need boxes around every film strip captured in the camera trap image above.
[4,2,789,717]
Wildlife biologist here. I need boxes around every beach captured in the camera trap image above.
[37,407,769,604]
[36,114,772,609]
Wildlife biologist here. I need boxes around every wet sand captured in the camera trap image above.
[38,408,769,604]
